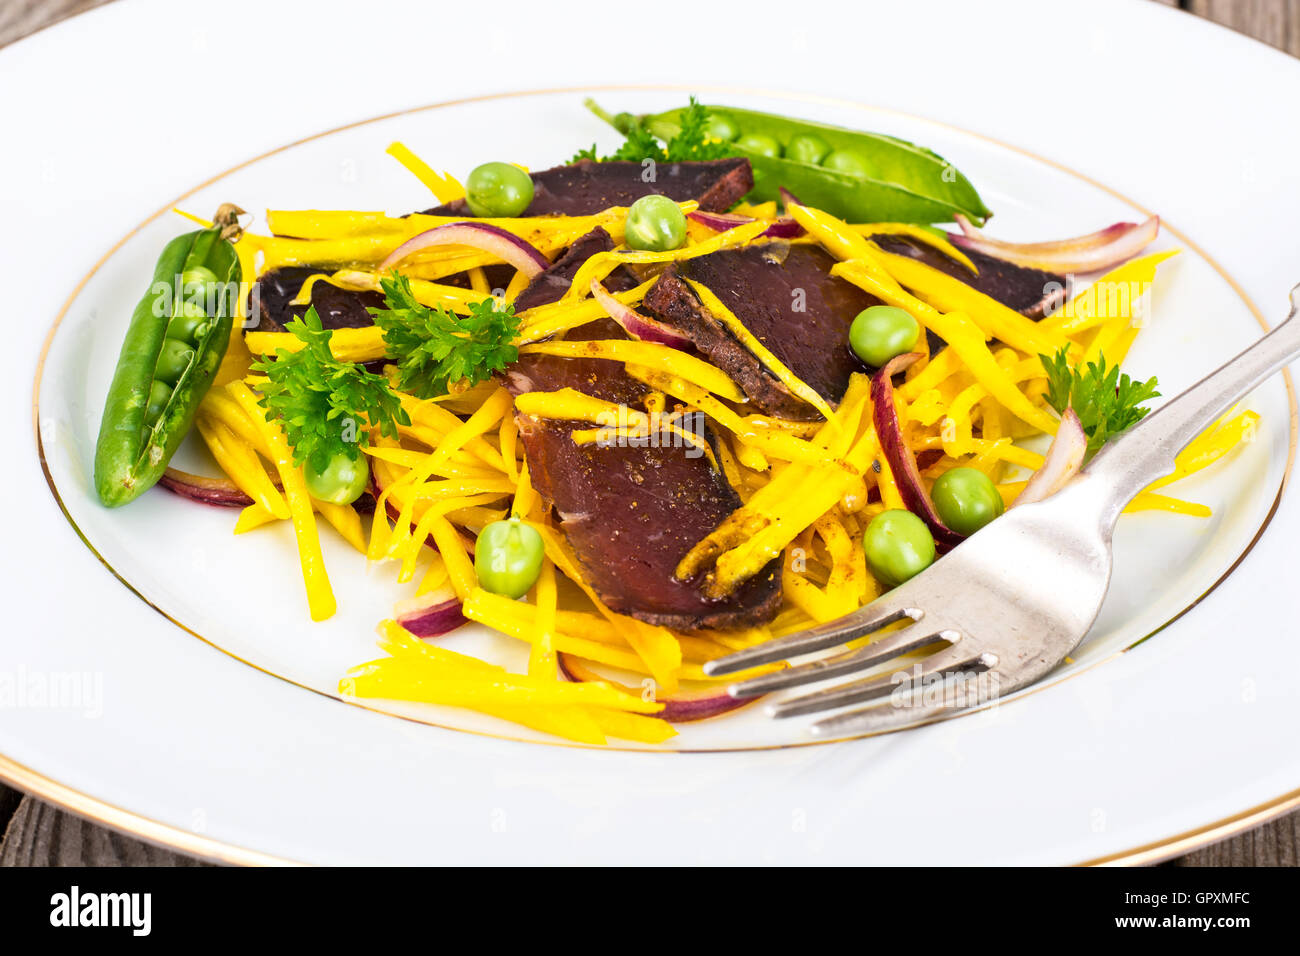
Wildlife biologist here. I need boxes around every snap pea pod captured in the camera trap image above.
[639,105,993,226]
[94,206,243,507]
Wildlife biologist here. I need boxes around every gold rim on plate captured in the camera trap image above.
[17,84,1300,866]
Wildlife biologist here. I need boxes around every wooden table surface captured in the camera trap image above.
[3,0,1298,867]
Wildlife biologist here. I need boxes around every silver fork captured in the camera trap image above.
[706,285,1300,738]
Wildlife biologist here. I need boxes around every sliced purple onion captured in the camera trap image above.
[380,221,549,276]
[687,209,805,240]
[160,468,256,508]
[1015,408,1087,506]
[950,214,1160,274]
[557,653,754,723]
[872,354,966,552]
[394,594,468,639]
[589,279,693,348]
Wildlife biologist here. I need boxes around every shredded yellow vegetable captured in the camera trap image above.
[180,160,1257,748]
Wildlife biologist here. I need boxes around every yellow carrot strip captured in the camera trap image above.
[341,666,606,745]
[1123,493,1211,517]
[397,394,506,473]
[519,339,747,403]
[464,590,647,673]
[875,454,907,511]
[385,141,465,203]
[1042,250,1180,337]
[517,279,656,342]
[850,222,978,273]
[227,381,336,621]
[834,262,1060,435]
[530,523,682,692]
[245,326,387,364]
[343,661,662,713]
[782,568,842,624]
[504,268,532,302]
[330,269,492,314]
[194,414,289,520]
[621,367,832,464]
[499,413,519,483]
[265,210,405,239]
[528,560,559,680]
[685,279,834,419]
[585,709,678,744]
[1147,411,1260,491]
[314,498,366,553]
[233,503,278,534]
[430,515,477,599]
[872,248,1063,356]
[416,552,450,596]
[511,457,538,519]
[898,348,959,403]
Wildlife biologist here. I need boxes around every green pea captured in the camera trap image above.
[154,337,195,385]
[849,305,920,368]
[932,467,1004,536]
[304,450,371,506]
[475,518,545,599]
[180,265,221,311]
[465,162,535,217]
[704,113,740,141]
[787,133,831,165]
[863,509,935,588]
[734,132,782,158]
[624,194,687,252]
[824,149,878,178]
[167,300,210,343]
[144,379,173,427]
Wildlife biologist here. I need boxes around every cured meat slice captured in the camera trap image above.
[426,158,753,217]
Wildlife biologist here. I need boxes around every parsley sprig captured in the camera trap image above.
[573,97,730,164]
[250,307,409,472]
[1040,346,1160,453]
[370,272,520,400]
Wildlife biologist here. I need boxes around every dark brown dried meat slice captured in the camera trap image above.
[643,243,877,420]
[515,411,781,631]
[513,226,637,314]
[425,158,753,217]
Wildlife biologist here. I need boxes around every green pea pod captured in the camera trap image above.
[642,105,993,226]
[94,207,243,507]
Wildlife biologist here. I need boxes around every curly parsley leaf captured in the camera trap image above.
[582,96,730,164]
[1040,346,1160,453]
[370,271,520,400]
[250,307,409,473]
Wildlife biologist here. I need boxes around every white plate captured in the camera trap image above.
[5,0,1300,864]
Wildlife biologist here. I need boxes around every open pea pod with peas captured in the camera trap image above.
[641,105,993,226]
[93,205,243,507]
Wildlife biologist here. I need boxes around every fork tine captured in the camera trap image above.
[703,603,920,677]
[726,623,956,699]
[769,646,987,719]
[808,696,969,738]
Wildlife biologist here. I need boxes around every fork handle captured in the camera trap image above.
[1083,285,1300,524]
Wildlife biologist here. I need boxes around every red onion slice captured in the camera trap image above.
[160,468,257,507]
[394,593,468,638]
[950,214,1160,274]
[688,209,805,239]
[590,279,693,348]
[1014,408,1087,506]
[557,653,754,723]
[380,222,549,276]
[872,354,966,552]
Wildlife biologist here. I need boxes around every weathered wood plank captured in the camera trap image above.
[1186,0,1300,55]
[0,798,209,867]
[0,0,113,49]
